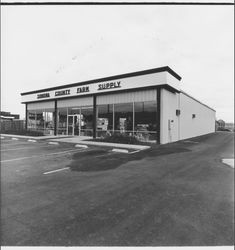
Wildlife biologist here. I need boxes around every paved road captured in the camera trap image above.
[1,132,234,246]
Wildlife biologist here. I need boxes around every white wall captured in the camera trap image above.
[160,90,216,144]
[160,89,180,144]
[179,92,216,140]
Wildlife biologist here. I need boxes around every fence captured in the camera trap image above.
[0,120,25,133]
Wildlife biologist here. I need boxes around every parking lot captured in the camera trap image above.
[1,132,234,246]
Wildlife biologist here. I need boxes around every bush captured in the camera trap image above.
[91,133,143,145]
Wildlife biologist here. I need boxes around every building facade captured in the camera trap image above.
[21,66,216,144]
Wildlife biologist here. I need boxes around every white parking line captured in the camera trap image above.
[1,148,87,163]
[11,138,19,140]
[43,167,70,175]
[48,141,59,145]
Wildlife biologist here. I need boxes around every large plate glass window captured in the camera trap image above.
[97,104,114,137]
[134,101,157,142]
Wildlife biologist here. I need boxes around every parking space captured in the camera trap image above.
[1,137,114,173]
[1,133,234,246]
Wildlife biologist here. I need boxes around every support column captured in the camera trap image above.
[93,95,97,138]
[25,103,28,130]
[156,88,161,144]
[54,100,57,136]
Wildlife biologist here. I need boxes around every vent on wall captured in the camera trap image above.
[192,114,196,118]
[176,109,181,116]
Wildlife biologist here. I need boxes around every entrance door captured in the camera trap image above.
[68,114,81,136]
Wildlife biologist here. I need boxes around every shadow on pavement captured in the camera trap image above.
[68,146,191,172]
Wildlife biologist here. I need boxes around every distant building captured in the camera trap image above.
[216,119,225,130]
[0,111,20,121]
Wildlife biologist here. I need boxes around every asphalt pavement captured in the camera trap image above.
[1,132,234,246]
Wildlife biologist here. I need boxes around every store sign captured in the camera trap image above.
[55,89,70,97]
[22,71,180,103]
[97,81,121,91]
[37,93,50,99]
[77,86,89,93]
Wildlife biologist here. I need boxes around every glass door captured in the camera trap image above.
[74,115,80,136]
[68,114,81,136]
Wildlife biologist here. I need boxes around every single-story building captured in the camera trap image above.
[21,66,216,144]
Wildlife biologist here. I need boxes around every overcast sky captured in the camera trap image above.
[1,4,234,122]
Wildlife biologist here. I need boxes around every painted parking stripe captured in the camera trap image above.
[28,139,37,142]
[1,136,5,139]
[1,148,87,163]
[112,148,129,153]
[11,138,19,140]
[48,141,59,145]
[43,167,70,175]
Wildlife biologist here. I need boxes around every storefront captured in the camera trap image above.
[21,66,216,144]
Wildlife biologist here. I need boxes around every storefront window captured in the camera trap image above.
[97,104,113,137]
[114,103,133,135]
[27,109,54,135]
[35,111,44,132]
[27,111,37,130]
[44,109,54,135]
[134,101,157,142]
[57,108,67,135]
[80,106,93,136]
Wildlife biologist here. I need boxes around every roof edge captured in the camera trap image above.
[21,66,181,96]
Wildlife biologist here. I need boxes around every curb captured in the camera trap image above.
[112,148,129,154]
[75,144,88,148]
[48,142,59,145]
[28,139,37,142]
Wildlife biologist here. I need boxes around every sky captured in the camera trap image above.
[1,3,234,122]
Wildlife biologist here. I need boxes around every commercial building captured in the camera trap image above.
[21,66,216,144]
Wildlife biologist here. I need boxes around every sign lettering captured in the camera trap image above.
[98,81,121,90]
[37,93,50,99]
[55,89,70,97]
[77,86,89,93]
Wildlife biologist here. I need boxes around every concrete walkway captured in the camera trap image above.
[1,133,150,150]
[51,137,150,150]
[0,134,71,140]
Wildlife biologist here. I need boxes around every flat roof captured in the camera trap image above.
[21,66,181,96]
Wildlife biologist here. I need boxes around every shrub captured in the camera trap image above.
[93,133,141,144]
